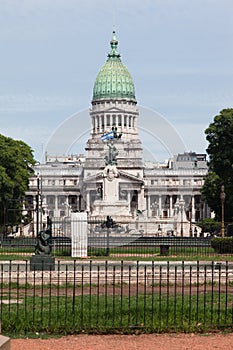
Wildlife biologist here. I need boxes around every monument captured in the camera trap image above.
[71,211,88,258]
[30,217,55,271]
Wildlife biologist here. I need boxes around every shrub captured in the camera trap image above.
[199,218,221,236]
[211,237,233,254]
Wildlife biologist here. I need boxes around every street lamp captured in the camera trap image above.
[36,175,40,237]
[174,201,179,235]
[179,198,185,237]
[189,200,192,237]
[220,185,226,237]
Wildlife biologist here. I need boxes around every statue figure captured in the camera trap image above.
[35,217,52,255]
[103,164,118,181]
[104,141,118,166]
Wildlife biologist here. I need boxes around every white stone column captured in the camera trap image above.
[158,195,162,217]
[54,195,58,217]
[126,115,129,130]
[86,191,90,212]
[71,212,88,258]
[169,196,173,218]
[147,195,151,217]
[192,196,195,221]
[92,116,95,133]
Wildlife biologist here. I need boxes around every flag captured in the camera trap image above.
[101,131,114,141]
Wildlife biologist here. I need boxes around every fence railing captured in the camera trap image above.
[0,260,233,335]
[0,236,232,258]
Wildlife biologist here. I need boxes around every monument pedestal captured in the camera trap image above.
[30,255,55,271]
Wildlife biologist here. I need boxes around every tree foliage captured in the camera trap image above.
[0,134,35,227]
[202,109,233,221]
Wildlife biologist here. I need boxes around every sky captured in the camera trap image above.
[0,0,233,163]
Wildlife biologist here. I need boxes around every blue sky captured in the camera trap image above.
[0,0,232,162]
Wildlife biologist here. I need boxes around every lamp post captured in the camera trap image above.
[36,175,40,238]
[220,185,226,237]
[173,201,179,235]
[179,198,185,237]
[189,200,192,237]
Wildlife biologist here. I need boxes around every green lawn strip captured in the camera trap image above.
[1,292,232,336]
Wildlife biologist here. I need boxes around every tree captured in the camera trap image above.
[202,108,233,221]
[0,135,35,228]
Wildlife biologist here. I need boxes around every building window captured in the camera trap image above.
[118,115,122,126]
[133,116,135,128]
[58,196,66,208]
[129,116,132,127]
[48,210,54,218]
[47,196,55,206]
[101,115,104,130]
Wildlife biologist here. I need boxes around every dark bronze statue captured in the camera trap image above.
[104,141,119,166]
[35,217,52,255]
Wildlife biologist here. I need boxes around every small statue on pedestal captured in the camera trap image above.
[35,217,52,255]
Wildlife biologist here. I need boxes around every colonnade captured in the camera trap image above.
[147,194,202,222]
[92,113,137,134]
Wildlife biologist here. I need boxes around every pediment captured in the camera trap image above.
[84,169,144,185]
[118,170,144,184]
[105,107,124,113]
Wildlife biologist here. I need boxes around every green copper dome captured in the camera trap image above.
[92,31,136,102]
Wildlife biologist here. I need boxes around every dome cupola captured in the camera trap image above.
[92,31,136,102]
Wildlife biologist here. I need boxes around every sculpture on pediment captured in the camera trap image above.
[103,165,119,182]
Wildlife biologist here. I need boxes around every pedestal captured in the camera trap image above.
[30,255,55,271]
[160,245,169,255]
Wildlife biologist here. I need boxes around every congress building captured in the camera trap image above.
[26,32,210,236]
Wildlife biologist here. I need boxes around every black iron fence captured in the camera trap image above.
[87,236,216,257]
[0,218,232,258]
[0,235,232,258]
[0,260,233,335]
